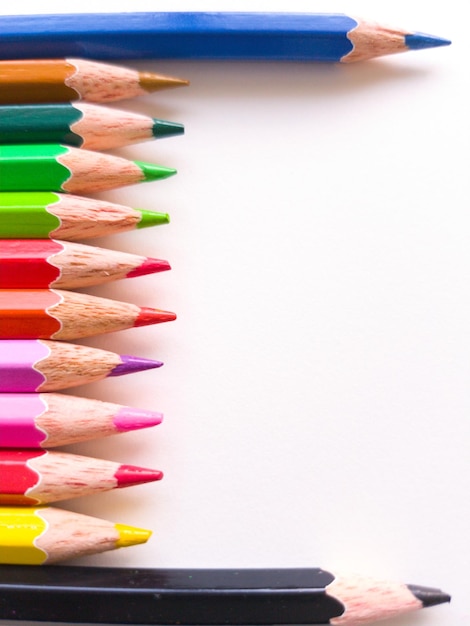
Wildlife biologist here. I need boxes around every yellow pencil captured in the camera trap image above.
[0,506,151,565]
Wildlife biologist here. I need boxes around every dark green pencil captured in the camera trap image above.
[0,102,184,150]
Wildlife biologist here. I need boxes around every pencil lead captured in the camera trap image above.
[135,307,177,326]
[152,118,185,139]
[135,160,177,182]
[115,524,152,548]
[127,257,171,278]
[407,584,451,608]
[139,71,189,93]
[115,465,164,487]
[137,208,170,229]
[113,407,164,432]
[405,33,451,50]
[109,355,164,377]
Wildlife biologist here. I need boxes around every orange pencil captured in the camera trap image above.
[0,58,188,104]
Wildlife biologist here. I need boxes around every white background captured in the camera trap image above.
[0,1,468,625]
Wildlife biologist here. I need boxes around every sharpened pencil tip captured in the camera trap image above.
[114,407,164,432]
[137,209,170,228]
[115,523,152,547]
[115,464,164,487]
[139,71,189,92]
[127,257,171,278]
[152,118,185,139]
[405,32,451,50]
[135,307,177,326]
[407,584,451,608]
[109,355,164,377]
[135,160,177,182]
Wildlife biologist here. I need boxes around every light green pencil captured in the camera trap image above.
[0,192,170,240]
[0,144,176,194]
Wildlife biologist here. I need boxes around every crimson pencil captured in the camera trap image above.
[0,289,176,340]
[0,58,188,104]
[0,449,163,505]
[0,392,163,448]
[0,103,184,150]
[0,144,176,194]
[0,339,163,392]
[0,239,171,289]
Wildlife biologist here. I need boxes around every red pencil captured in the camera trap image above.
[0,289,176,340]
[0,239,171,289]
[0,449,163,505]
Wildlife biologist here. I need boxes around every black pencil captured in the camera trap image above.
[0,566,450,625]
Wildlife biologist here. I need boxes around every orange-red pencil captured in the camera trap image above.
[0,289,176,340]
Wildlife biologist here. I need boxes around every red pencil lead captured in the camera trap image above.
[115,465,164,488]
[127,257,171,278]
[135,306,177,327]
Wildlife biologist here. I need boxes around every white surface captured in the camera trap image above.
[0,1,468,625]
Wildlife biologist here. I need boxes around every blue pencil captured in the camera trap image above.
[0,12,450,62]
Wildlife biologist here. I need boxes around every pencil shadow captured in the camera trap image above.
[131,57,432,103]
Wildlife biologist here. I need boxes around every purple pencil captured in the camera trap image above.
[0,339,163,392]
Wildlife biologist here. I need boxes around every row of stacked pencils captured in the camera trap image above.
[0,57,188,564]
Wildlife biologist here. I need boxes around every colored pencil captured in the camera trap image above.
[0,392,163,448]
[0,339,163,392]
[0,289,176,340]
[0,239,171,289]
[0,58,188,104]
[0,449,163,505]
[0,566,451,624]
[0,13,451,63]
[0,144,176,194]
[0,191,170,240]
[0,506,151,565]
[0,103,184,150]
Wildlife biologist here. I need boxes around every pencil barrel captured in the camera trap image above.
[0,191,170,239]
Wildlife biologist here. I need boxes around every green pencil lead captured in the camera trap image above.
[137,209,170,229]
[152,119,185,139]
[135,161,177,181]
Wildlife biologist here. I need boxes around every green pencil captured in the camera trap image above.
[0,144,176,194]
[0,103,184,150]
[0,192,169,240]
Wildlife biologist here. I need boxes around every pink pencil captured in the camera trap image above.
[0,393,163,448]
